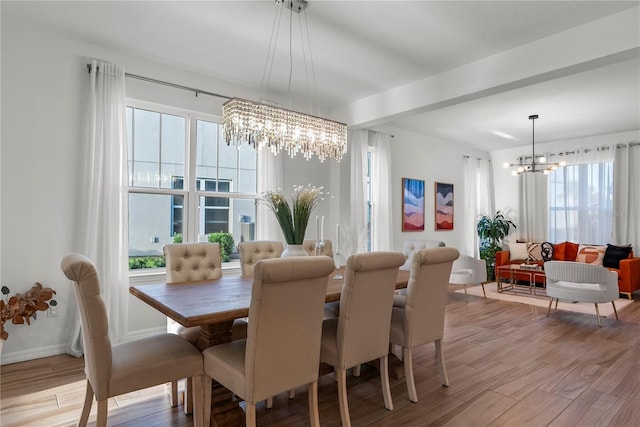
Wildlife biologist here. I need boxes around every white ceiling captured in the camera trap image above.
[5,0,640,151]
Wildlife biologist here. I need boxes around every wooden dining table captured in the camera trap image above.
[130,267,410,426]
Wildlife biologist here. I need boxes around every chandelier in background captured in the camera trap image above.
[223,0,347,162]
[503,114,566,175]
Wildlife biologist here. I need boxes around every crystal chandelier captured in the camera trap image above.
[223,0,347,162]
[503,114,566,175]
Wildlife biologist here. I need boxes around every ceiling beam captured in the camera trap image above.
[332,7,640,129]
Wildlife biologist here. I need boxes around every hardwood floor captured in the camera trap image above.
[2,286,640,426]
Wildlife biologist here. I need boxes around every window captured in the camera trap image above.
[126,103,257,268]
[548,162,613,244]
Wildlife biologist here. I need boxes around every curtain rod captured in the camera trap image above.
[86,64,232,100]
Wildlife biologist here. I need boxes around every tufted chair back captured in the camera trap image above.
[238,240,284,276]
[400,247,459,346]
[163,242,222,282]
[60,253,112,400]
[400,239,446,270]
[302,239,334,257]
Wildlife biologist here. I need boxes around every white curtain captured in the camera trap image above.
[348,129,369,256]
[518,172,548,242]
[67,60,129,356]
[371,132,393,251]
[463,157,494,257]
[547,145,615,244]
[256,147,284,241]
[613,143,640,248]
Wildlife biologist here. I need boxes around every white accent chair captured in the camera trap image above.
[61,254,204,427]
[163,242,247,413]
[389,247,459,402]
[320,251,406,427]
[544,260,619,327]
[449,255,487,302]
[399,239,446,271]
[202,256,335,427]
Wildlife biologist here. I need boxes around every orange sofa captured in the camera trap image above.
[495,241,640,299]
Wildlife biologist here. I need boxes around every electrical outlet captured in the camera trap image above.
[48,305,58,317]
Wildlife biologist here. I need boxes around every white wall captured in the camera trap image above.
[0,13,340,364]
[491,130,640,238]
[385,126,489,254]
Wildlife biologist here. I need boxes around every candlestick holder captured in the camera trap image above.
[314,240,325,256]
[333,249,343,280]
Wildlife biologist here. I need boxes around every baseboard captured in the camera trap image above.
[1,343,69,365]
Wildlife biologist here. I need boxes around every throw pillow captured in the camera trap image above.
[602,244,633,269]
[552,242,566,260]
[565,241,580,261]
[576,244,607,265]
[540,242,554,261]
[508,242,529,261]
[528,243,544,262]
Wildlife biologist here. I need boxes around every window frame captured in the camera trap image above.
[126,99,258,271]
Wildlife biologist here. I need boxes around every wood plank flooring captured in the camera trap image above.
[2,286,640,426]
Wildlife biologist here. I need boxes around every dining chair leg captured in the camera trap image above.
[289,389,296,399]
[203,375,212,426]
[353,364,361,377]
[435,339,449,387]
[337,368,351,427]
[547,298,553,317]
[612,301,619,320]
[184,377,193,414]
[170,380,178,407]
[595,303,602,327]
[96,399,108,427]
[192,375,204,427]
[266,396,273,409]
[78,380,94,427]
[463,284,468,303]
[245,401,257,427]
[403,347,418,403]
[480,282,486,298]
[380,355,393,411]
[308,381,320,427]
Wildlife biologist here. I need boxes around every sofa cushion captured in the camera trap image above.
[508,242,529,261]
[528,243,544,262]
[552,241,580,261]
[540,242,554,261]
[552,242,566,260]
[603,244,633,269]
[576,244,606,265]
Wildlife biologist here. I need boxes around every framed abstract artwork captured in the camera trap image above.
[435,182,454,230]
[402,178,425,231]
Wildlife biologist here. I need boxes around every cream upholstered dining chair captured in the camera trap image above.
[202,256,335,427]
[238,240,284,276]
[163,242,247,413]
[60,253,204,427]
[303,239,334,257]
[544,260,619,327]
[389,247,459,402]
[320,251,406,427]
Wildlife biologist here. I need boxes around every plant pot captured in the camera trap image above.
[281,244,309,258]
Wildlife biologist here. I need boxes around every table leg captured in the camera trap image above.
[197,321,245,427]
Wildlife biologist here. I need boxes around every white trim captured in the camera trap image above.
[0,343,69,366]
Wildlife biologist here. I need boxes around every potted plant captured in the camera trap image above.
[1,283,57,342]
[258,185,324,257]
[477,211,516,280]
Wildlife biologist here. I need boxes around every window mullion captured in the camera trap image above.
[186,114,198,243]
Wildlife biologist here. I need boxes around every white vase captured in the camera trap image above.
[281,244,309,258]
